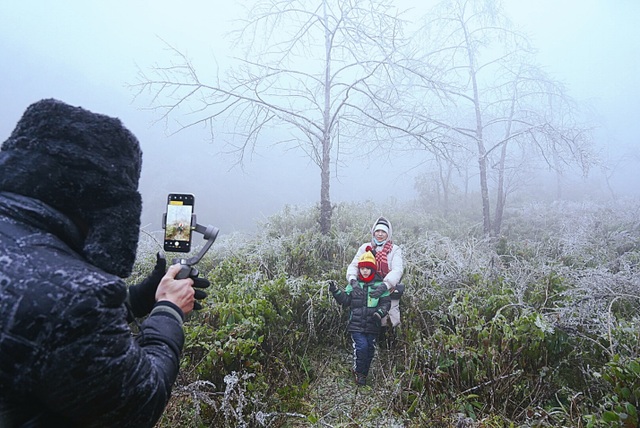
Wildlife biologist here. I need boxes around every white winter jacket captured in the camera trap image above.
[346,216,404,290]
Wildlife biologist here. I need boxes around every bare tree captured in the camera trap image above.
[132,0,407,234]
[397,0,595,236]
[489,63,595,235]
[413,142,474,215]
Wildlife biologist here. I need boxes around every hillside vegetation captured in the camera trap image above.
[130,199,640,427]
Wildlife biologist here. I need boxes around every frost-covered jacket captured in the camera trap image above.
[0,193,184,427]
[331,279,391,335]
[0,99,184,428]
[346,217,404,290]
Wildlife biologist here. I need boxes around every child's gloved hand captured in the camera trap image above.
[369,283,388,299]
[328,280,338,293]
[373,312,382,327]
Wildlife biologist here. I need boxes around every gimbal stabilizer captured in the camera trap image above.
[162,213,219,279]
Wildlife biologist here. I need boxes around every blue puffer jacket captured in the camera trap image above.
[331,279,391,334]
[0,192,184,427]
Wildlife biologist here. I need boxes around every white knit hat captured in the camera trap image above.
[374,223,389,234]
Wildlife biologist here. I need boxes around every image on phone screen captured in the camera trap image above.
[163,193,194,252]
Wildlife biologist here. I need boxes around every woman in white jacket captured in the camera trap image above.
[346,216,404,328]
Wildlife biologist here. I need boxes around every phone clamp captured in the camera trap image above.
[169,215,220,279]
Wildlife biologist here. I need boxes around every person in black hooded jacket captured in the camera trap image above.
[0,99,209,427]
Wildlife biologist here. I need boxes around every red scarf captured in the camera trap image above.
[358,270,376,283]
[374,240,393,276]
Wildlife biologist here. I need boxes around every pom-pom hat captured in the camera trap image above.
[358,248,377,271]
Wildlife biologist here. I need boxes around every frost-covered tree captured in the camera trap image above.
[397,0,595,236]
[133,0,408,234]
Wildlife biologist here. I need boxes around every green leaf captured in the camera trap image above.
[602,411,620,422]
[626,403,637,417]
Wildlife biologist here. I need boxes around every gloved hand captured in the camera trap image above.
[188,267,211,310]
[328,280,338,293]
[372,311,382,327]
[128,252,167,318]
[351,281,367,299]
[349,278,358,288]
[369,283,388,299]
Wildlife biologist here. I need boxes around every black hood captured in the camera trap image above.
[0,98,143,277]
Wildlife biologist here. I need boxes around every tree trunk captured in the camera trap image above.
[478,147,491,235]
[552,148,563,199]
[319,0,332,235]
[493,94,516,236]
[319,132,332,234]
[463,20,491,236]
[438,160,452,215]
[472,91,491,234]
[493,141,508,236]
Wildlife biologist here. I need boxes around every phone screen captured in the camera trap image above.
[163,193,195,252]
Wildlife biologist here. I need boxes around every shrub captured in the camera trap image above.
[585,355,640,427]
[131,198,640,427]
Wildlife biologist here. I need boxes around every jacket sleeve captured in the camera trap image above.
[383,244,404,289]
[332,286,352,308]
[37,286,185,428]
[346,243,368,282]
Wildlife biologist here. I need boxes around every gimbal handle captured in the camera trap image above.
[171,214,220,279]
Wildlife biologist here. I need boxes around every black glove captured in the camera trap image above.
[351,281,365,299]
[349,278,358,288]
[188,267,211,310]
[128,252,167,318]
[372,311,382,327]
[369,283,388,299]
[328,280,338,293]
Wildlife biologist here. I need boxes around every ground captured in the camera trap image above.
[280,342,412,428]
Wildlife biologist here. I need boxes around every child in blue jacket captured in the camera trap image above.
[329,248,391,386]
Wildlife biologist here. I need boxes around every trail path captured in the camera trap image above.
[287,346,410,427]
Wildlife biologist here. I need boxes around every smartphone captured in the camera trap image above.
[163,193,195,252]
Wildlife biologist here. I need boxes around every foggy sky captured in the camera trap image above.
[1,0,639,235]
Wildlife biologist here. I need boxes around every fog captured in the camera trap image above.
[1,0,639,236]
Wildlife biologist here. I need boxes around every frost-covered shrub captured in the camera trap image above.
[154,249,340,427]
[395,265,578,421]
[131,197,640,426]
